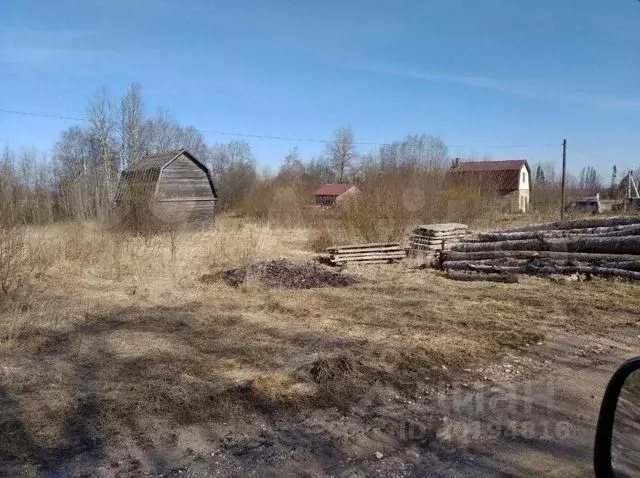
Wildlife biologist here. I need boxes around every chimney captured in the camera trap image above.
[452,158,460,169]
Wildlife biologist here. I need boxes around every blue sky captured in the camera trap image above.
[1,0,639,174]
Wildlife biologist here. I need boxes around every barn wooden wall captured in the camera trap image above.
[154,153,216,228]
[152,201,215,228]
[156,154,213,200]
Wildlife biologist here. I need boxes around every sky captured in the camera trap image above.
[1,0,639,175]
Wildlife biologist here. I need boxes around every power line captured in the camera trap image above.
[0,107,389,145]
[573,148,608,161]
[448,143,557,149]
[0,105,583,153]
[198,128,380,146]
[0,107,86,122]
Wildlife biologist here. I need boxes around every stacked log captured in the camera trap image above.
[444,271,520,284]
[409,223,469,261]
[440,216,640,281]
[326,243,406,265]
[495,215,640,233]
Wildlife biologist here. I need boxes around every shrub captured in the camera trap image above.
[334,169,446,242]
[267,187,306,228]
[0,225,35,294]
[242,181,311,229]
[307,220,334,252]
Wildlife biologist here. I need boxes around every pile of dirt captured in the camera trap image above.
[220,259,360,289]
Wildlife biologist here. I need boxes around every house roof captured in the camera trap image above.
[454,160,528,172]
[314,184,355,196]
[115,149,217,201]
[448,159,530,194]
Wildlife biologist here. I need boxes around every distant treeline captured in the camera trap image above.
[0,83,619,226]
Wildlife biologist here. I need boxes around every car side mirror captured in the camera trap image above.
[594,356,640,477]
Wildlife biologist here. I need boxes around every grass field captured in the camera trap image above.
[1,217,639,474]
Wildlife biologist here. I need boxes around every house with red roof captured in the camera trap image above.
[448,159,531,212]
[313,184,361,207]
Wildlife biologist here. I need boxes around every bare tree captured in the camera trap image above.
[142,107,175,153]
[278,147,304,182]
[579,166,601,192]
[0,147,17,223]
[139,109,210,164]
[306,156,335,185]
[175,125,209,161]
[0,147,54,224]
[54,126,96,218]
[378,134,448,171]
[119,82,144,169]
[87,87,117,206]
[326,126,356,184]
[283,147,301,170]
[210,141,258,211]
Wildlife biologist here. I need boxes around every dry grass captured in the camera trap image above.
[0,216,639,473]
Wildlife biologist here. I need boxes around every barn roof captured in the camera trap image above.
[124,149,203,172]
[115,149,217,202]
[314,184,356,196]
[448,159,530,194]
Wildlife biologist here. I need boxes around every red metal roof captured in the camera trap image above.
[314,184,355,196]
[448,160,530,194]
[454,160,528,172]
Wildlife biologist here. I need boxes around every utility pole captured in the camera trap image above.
[560,139,567,220]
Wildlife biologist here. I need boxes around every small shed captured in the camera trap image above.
[115,149,217,229]
[313,184,360,207]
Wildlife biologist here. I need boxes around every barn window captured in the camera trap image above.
[522,172,526,183]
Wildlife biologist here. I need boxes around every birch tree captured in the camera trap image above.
[119,82,144,169]
[87,87,117,206]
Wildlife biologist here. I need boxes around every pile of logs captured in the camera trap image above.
[409,223,469,259]
[440,216,640,281]
[325,242,406,266]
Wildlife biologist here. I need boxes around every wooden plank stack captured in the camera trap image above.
[409,223,469,258]
[440,216,640,281]
[326,242,406,265]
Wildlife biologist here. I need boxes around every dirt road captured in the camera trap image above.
[25,325,635,477]
[58,329,634,477]
[418,331,639,477]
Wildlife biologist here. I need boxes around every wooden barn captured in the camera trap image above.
[115,149,217,229]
